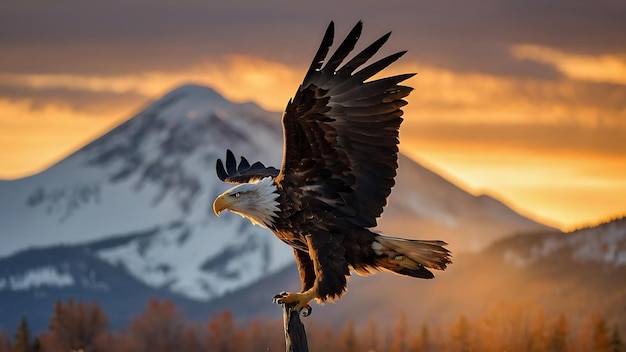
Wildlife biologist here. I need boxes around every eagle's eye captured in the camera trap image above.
[234,192,241,198]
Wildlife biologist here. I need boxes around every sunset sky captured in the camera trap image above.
[1,1,625,230]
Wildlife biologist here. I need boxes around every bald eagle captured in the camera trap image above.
[213,21,451,315]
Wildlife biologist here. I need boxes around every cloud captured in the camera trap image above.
[393,61,626,129]
[512,45,626,85]
[0,55,301,112]
[0,85,146,115]
[2,0,624,79]
[402,121,626,158]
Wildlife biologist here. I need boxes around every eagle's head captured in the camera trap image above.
[212,176,280,228]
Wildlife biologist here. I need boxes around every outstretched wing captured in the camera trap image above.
[216,149,279,184]
[277,21,414,228]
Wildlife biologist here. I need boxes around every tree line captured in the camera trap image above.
[0,299,623,352]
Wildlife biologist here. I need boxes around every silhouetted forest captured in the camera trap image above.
[1,299,623,352]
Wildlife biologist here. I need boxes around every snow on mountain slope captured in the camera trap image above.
[94,218,288,300]
[1,85,280,255]
[0,84,548,303]
[503,217,626,267]
[0,84,291,301]
[0,266,75,291]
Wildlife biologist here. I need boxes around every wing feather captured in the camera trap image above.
[302,22,335,89]
[216,149,279,184]
[278,21,414,228]
[333,78,414,102]
[319,21,363,82]
[328,51,408,96]
[321,31,391,90]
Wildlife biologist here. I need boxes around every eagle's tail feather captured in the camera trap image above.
[372,235,451,279]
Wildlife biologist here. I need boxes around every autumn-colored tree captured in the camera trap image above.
[206,310,246,352]
[591,315,612,352]
[91,331,115,352]
[609,324,623,352]
[0,330,11,352]
[39,299,109,352]
[179,325,204,352]
[526,308,547,352]
[391,313,408,352]
[39,300,63,351]
[479,301,540,352]
[245,320,264,351]
[308,322,341,352]
[549,314,569,352]
[340,319,358,352]
[449,315,472,352]
[364,320,379,352]
[30,338,40,352]
[11,317,31,352]
[120,300,186,352]
[245,318,284,352]
[408,323,433,352]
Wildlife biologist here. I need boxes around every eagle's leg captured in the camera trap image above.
[273,290,315,316]
[273,241,319,316]
[273,233,347,316]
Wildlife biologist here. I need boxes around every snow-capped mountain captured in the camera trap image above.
[1,85,279,253]
[502,217,626,267]
[0,84,551,330]
[0,85,292,303]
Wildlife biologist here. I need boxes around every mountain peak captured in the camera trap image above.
[163,84,227,103]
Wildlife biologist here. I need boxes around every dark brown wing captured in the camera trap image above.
[277,21,414,228]
[216,149,279,184]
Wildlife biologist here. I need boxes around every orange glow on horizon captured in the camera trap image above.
[511,45,626,85]
[402,143,626,231]
[0,98,132,178]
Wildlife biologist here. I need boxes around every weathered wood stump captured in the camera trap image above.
[278,301,309,352]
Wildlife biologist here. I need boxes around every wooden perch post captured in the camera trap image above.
[279,302,309,352]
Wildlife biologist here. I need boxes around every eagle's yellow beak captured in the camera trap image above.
[213,194,239,216]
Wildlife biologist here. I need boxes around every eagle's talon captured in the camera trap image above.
[272,291,314,316]
[300,305,312,317]
[272,291,289,304]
